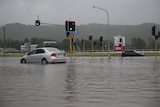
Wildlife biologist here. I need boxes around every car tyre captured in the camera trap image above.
[21,59,26,64]
[41,58,48,64]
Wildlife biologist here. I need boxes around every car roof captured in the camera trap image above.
[36,47,58,50]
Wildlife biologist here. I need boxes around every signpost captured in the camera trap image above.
[114,35,126,52]
[65,21,76,54]
[43,41,57,47]
[151,26,160,59]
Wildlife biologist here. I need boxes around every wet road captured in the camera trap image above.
[0,57,160,107]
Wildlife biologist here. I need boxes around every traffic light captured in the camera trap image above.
[152,26,156,36]
[35,20,40,26]
[100,36,103,42]
[65,21,69,31]
[65,21,75,31]
[158,32,160,38]
[89,35,93,40]
[69,21,75,31]
[155,36,158,40]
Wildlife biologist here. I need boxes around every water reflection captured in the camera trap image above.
[64,60,78,104]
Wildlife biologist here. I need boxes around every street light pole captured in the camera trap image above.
[93,6,110,58]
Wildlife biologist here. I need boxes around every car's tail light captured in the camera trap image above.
[64,53,66,56]
[51,53,56,57]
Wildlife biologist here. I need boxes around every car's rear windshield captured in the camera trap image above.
[46,48,61,52]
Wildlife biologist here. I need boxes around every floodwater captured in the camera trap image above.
[0,56,160,107]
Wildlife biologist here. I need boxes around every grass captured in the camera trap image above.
[0,52,160,57]
[0,53,25,57]
[144,52,160,56]
[67,52,118,57]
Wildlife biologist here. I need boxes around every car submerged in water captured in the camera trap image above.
[20,47,66,64]
[122,51,145,57]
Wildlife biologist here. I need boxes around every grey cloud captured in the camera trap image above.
[0,0,160,26]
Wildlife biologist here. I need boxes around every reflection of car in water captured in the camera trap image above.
[122,51,145,57]
[20,47,66,64]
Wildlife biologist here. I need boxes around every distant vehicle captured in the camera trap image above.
[122,51,145,57]
[20,47,66,64]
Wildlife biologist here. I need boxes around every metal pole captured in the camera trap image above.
[3,28,5,57]
[155,39,157,58]
[93,6,110,58]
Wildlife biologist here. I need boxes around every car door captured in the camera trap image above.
[36,49,45,62]
[26,50,38,62]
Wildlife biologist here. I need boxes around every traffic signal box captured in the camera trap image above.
[152,25,160,40]
[69,21,75,31]
[65,21,75,31]
[100,36,103,42]
[35,20,40,26]
[99,36,103,46]
[89,35,93,40]
[152,26,156,36]
[65,21,76,38]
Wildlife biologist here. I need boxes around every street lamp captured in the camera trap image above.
[93,6,110,58]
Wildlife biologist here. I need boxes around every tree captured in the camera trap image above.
[131,37,146,49]
[147,38,154,49]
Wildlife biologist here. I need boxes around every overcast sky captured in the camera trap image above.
[0,0,160,26]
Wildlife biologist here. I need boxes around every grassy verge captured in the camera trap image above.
[0,53,25,57]
[67,52,160,57]
[0,52,160,57]
[144,52,160,56]
[68,52,121,57]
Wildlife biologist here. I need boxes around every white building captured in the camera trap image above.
[20,44,38,53]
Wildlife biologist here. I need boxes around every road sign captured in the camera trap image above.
[68,35,74,39]
[69,30,78,35]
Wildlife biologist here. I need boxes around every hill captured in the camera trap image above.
[0,23,160,44]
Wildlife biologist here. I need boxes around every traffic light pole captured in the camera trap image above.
[152,25,159,58]
[3,28,5,57]
[91,39,94,54]
[155,39,157,57]
[70,39,73,54]
[102,42,104,56]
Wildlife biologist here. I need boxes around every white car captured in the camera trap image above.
[20,47,66,64]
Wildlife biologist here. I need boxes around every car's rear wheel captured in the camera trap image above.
[41,58,48,64]
[21,59,26,64]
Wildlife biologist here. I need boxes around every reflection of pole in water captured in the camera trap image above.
[119,56,123,63]
[155,39,158,59]
[153,57,159,71]
[155,55,158,65]
[65,61,78,103]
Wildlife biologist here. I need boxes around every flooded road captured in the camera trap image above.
[0,57,160,107]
